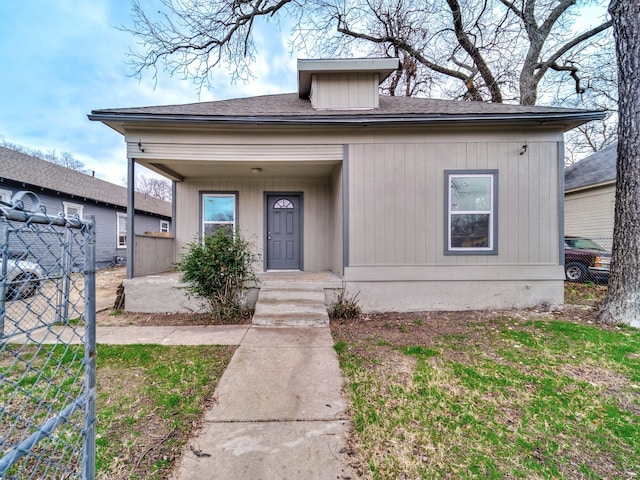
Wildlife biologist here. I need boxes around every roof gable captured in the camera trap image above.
[565,142,617,191]
[0,146,171,217]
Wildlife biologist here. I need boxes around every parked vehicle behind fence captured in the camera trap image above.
[1,254,45,300]
[564,236,611,283]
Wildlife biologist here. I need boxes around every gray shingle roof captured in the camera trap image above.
[0,146,171,217]
[92,92,598,117]
[565,142,617,191]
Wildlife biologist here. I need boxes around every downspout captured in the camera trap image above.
[126,157,135,279]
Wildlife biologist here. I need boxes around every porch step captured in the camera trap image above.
[252,287,330,327]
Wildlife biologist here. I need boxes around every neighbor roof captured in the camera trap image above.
[89,93,606,133]
[565,142,617,192]
[0,146,171,217]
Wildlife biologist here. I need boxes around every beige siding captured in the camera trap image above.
[134,235,174,276]
[175,177,336,272]
[329,163,344,275]
[125,125,564,282]
[565,184,615,239]
[348,141,561,270]
[311,73,379,110]
[127,143,343,163]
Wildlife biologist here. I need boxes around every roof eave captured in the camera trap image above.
[565,178,616,193]
[88,110,606,133]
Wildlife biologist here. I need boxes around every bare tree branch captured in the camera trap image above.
[445,0,503,102]
[126,0,614,113]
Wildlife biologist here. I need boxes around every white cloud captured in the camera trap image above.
[0,0,299,187]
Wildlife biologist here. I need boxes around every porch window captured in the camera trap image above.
[160,220,170,233]
[445,170,498,255]
[116,212,127,248]
[202,193,237,236]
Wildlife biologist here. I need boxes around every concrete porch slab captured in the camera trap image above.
[171,420,355,480]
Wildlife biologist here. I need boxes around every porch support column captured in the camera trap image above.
[171,180,177,237]
[126,157,135,279]
[342,144,350,271]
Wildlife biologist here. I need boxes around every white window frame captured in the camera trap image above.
[160,220,170,233]
[116,212,127,249]
[63,201,84,219]
[445,170,498,255]
[201,192,238,237]
[0,189,11,204]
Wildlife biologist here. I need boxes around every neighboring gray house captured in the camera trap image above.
[90,57,605,312]
[564,142,617,240]
[0,146,172,269]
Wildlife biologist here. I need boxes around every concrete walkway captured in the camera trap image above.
[14,323,357,479]
[170,326,356,479]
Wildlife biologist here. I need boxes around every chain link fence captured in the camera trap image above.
[1,191,96,479]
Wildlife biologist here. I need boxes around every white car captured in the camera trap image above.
[2,257,45,300]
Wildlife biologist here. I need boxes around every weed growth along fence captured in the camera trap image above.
[0,191,96,479]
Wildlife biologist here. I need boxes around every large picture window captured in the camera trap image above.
[445,170,498,254]
[202,193,237,236]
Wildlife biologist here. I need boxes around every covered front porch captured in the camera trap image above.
[124,137,346,282]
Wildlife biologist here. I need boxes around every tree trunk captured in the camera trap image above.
[598,0,640,327]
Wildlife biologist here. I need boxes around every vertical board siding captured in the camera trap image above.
[349,141,559,267]
[312,74,378,110]
[329,164,343,274]
[175,176,335,272]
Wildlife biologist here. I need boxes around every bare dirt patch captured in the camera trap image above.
[97,310,252,327]
[330,305,600,362]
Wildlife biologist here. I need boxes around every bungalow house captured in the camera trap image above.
[89,58,605,313]
[564,142,616,244]
[0,146,172,270]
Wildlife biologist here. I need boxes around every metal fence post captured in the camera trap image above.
[82,216,96,480]
[0,224,8,337]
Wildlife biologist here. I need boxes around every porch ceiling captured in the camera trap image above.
[138,159,340,181]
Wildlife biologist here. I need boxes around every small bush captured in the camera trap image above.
[177,229,257,322]
[329,283,362,320]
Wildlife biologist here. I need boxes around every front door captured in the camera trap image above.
[266,194,301,270]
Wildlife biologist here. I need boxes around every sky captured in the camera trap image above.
[0,0,299,185]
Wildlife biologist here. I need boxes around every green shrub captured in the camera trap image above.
[177,229,257,322]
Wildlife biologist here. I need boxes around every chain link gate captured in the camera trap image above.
[0,191,96,479]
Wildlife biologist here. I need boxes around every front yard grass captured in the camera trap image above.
[95,344,234,479]
[0,343,234,479]
[332,303,639,478]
